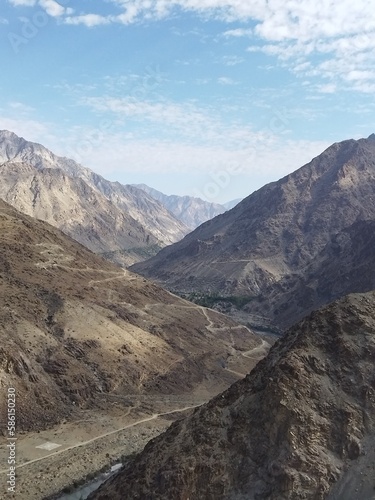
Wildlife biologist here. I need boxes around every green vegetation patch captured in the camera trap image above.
[185,292,255,310]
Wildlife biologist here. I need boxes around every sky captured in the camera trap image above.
[1,1,375,204]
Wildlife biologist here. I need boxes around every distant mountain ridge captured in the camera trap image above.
[0,130,189,265]
[132,134,375,327]
[133,183,230,229]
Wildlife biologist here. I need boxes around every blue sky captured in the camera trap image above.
[1,0,375,203]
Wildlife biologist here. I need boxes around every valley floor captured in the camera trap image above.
[0,395,203,499]
[0,336,272,500]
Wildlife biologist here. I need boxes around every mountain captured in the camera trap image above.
[133,183,227,229]
[0,130,189,265]
[90,290,375,500]
[131,134,375,328]
[0,161,161,265]
[0,198,261,432]
[249,219,375,329]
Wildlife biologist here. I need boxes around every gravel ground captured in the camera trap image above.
[0,397,202,500]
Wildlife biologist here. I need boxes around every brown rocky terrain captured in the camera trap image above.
[0,198,260,433]
[0,198,267,499]
[90,290,375,500]
[0,161,162,266]
[132,134,375,328]
[249,219,375,329]
[0,130,189,266]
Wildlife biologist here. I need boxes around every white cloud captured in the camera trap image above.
[8,0,72,17]
[8,0,37,5]
[222,55,244,66]
[222,28,253,38]
[8,0,375,36]
[217,77,237,85]
[315,83,337,94]
[92,99,216,142]
[195,78,210,85]
[6,0,375,94]
[16,0,373,92]
[64,14,111,27]
[57,125,330,183]
[38,0,65,17]
[0,17,9,24]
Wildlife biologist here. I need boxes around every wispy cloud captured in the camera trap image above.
[8,0,37,6]
[222,55,244,66]
[195,78,210,85]
[314,83,337,94]
[217,77,237,85]
[82,96,222,141]
[222,28,253,38]
[8,101,35,113]
[80,95,271,150]
[64,14,110,27]
[0,115,54,144]
[8,0,73,16]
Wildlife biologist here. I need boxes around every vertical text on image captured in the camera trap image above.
[6,388,16,493]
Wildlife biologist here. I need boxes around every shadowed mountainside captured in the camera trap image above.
[91,290,375,500]
[249,219,375,329]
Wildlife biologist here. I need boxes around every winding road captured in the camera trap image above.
[0,404,201,474]
[242,339,270,359]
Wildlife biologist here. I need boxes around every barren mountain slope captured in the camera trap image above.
[0,199,260,432]
[134,183,227,229]
[91,290,375,500]
[0,130,189,264]
[249,219,375,329]
[0,162,160,265]
[72,175,189,246]
[132,134,375,325]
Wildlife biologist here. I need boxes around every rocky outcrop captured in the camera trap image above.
[90,291,375,500]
